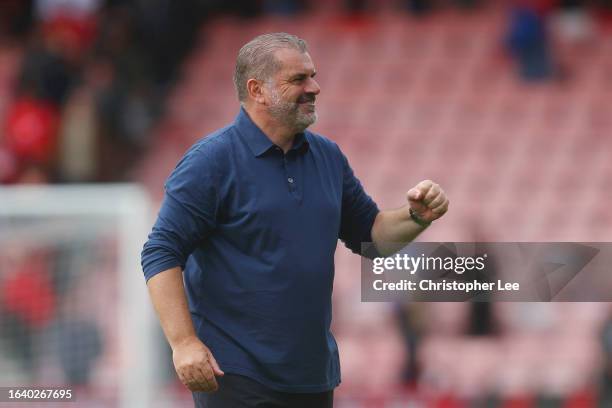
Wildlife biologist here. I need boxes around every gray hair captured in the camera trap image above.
[234,33,308,103]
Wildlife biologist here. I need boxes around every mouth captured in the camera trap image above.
[298,100,315,108]
[299,102,316,111]
[297,94,316,104]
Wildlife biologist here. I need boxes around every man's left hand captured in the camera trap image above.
[406,180,449,224]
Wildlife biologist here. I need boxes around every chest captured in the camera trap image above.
[221,151,343,238]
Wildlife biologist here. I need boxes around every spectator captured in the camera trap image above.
[4,95,61,181]
[396,303,425,385]
[0,251,57,376]
[18,37,75,106]
[55,319,103,385]
[506,1,557,80]
[0,0,34,40]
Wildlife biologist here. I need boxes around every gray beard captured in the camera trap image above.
[267,92,317,133]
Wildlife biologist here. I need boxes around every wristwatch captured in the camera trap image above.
[409,207,431,228]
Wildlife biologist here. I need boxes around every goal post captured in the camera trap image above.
[0,184,157,407]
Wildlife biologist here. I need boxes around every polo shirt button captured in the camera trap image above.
[288,177,294,183]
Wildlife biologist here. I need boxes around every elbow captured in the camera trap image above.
[370,212,386,253]
[141,241,186,282]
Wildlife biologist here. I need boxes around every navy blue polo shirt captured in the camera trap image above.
[141,108,379,393]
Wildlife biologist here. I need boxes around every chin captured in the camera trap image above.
[297,112,317,129]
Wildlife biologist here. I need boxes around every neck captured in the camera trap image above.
[244,105,298,153]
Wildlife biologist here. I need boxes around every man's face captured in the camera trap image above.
[264,48,320,132]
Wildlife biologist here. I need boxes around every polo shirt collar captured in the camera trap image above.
[235,107,309,157]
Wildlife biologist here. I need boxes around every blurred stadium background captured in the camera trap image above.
[1,0,612,407]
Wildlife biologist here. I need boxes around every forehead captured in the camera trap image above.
[272,48,315,76]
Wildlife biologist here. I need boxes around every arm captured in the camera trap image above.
[147,267,224,392]
[371,206,425,256]
[141,147,223,392]
[372,180,449,256]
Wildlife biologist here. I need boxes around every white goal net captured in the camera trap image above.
[0,184,156,407]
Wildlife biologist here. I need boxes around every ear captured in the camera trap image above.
[246,78,266,105]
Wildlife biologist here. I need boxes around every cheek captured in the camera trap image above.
[264,89,281,104]
[280,86,301,101]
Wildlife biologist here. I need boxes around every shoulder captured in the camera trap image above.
[305,130,351,170]
[167,125,237,185]
[176,124,241,170]
[189,125,236,159]
[305,130,343,156]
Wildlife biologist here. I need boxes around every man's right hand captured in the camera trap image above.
[172,336,225,392]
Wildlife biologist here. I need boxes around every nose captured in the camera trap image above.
[306,77,321,95]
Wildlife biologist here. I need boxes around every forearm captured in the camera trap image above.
[147,267,198,350]
[371,205,428,256]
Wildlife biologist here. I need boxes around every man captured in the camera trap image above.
[141,33,449,407]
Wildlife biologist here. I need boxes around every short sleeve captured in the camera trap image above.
[141,146,220,281]
[337,147,380,255]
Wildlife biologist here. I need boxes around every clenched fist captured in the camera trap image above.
[407,180,449,224]
[173,336,224,392]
